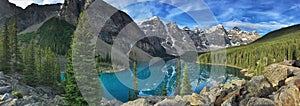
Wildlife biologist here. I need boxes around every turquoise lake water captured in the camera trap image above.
[61,60,248,102]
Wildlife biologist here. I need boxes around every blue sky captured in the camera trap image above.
[104,0,300,35]
[9,0,300,35]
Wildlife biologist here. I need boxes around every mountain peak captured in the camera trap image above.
[232,26,241,31]
[150,16,160,20]
[216,24,224,28]
[183,26,190,31]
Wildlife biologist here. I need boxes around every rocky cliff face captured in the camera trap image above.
[0,0,62,32]
[60,0,86,26]
[138,17,261,53]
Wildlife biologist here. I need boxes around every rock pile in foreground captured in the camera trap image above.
[0,72,63,106]
[121,60,300,106]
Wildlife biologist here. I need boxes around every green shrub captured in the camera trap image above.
[12,91,23,98]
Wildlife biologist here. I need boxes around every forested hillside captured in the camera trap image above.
[198,24,300,76]
[19,17,75,55]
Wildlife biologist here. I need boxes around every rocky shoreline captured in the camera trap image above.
[118,60,300,106]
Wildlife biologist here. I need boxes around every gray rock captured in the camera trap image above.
[246,97,276,106]
[0,72,4,80]
[0,80,8,86]
[1,93,14,101]
[0,98,17,106]
[43,94,49,99]
[239,98,250,106]
[14,84,34,95]
[201,86,222,103]
[293,60,300,68]
[53,95,63,106]
[0,86,12,95]
[101,99,123,106]
[35,87,53,96]
[154,98,189,106]
[121,98,150,106]
[61,0,87,26]
[246,76,275,97]
[15,95,45,106]
[142,96,169,105]
[215,89,240,106]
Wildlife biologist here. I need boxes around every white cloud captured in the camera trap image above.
[9,0,35,9]
[225,21,289,30]
[8,0,64,9]
[43,0,64,5]
[290,4,300,10]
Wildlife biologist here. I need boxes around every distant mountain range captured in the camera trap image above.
[137,16,261,53]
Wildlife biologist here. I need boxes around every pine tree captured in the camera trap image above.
[132,61,138,99]
[0,18,10,72]
[175,57,181,95]
[71,11,102,105]
[180,64,192,95]
[40,48,60,86]
[127,91,131,101]
[162,82,167,96]
[24,40,38,86]
[10,10,22,71]
[35,48,43,84]
[63,52,87,105]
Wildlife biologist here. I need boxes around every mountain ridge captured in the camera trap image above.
[137,16,261,53]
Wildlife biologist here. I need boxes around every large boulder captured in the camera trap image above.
[263,64,290,87]
[121,98,150,106]
[273,85,300,106]
[245,76,275,97]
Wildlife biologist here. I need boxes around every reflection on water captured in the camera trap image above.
[99,60,249,102]
[60,60,248,102]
